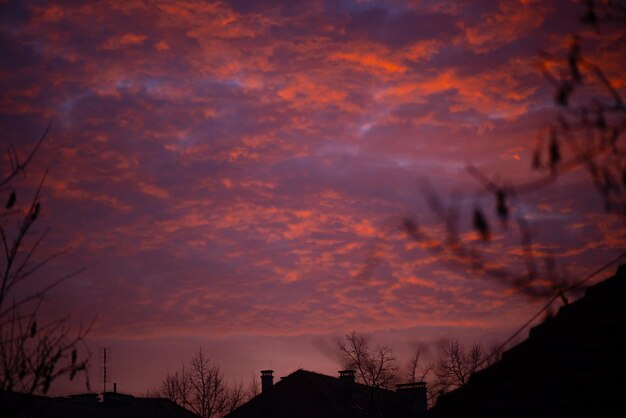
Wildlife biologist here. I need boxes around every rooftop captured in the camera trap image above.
[428,264,626,418]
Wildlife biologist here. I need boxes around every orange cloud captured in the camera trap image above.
[331,51,407,73]
[101,33,149,50]
[403,40,441,63]
[461,0,551,53]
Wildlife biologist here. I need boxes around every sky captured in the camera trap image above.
[1,0,624,396]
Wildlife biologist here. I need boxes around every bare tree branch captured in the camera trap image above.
[406,349,432,384]
[338,332,398,390]
[160,349,243,418]
[1,125,91,399]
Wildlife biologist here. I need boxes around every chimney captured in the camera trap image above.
[396,382,427,416]
[113,383,117,393]
[339,370,355,394]
[261,370,274,393]
[339,369,355,383]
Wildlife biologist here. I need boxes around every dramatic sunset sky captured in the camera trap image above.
[1,0,624,395]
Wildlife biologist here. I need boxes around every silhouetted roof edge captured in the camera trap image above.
[225,368,397,418]
[427,263,626,417]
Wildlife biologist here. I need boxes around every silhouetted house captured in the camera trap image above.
[0,389,200,418]
[428,264,626,418]
[226,369,427,418]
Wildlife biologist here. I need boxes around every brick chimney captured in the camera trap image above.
[261,370,274,393]
[396,382,427,416]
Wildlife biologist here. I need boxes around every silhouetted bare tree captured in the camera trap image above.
[405,348,431,384]
[338,332,398,390]
[245,372,259,399]
[431,339,498,399]
[161,364,193,410]
[160,349,245,418]
[0,124,90,399]
[223,380,245,417]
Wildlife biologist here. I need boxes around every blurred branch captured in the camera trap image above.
[403,2,625,306]
[0,122,50,191]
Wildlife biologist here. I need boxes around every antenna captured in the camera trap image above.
[101,347,112,393]
[103,347,108,393]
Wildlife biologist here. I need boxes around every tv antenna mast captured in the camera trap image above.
[102,347,111,393]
